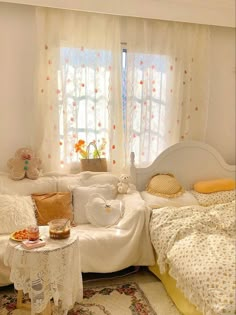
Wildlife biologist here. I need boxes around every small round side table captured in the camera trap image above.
[4,227,83,314]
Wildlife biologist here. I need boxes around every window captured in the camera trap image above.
[37,11,210,172]
[57,47,112,163]
[122,49,168,165]
[57,46,168,166]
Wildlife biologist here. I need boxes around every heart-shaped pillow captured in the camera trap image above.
[85,193,124,227]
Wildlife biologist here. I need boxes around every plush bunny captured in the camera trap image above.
[117,174,133,194]
[7,147,42,180]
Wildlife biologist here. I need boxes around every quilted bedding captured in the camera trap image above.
[150,201,236,315]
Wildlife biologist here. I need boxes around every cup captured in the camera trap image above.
[48,219,71,239]
[27,225,39,241]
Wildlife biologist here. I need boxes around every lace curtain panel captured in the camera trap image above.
[35,8,123,173]
[121,18,210,166]
[34,8,210,172]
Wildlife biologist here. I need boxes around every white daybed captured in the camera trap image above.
[0,172,155,287]
[130,140,236,315]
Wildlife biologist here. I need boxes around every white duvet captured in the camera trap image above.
[150,201,236,315]
[0,192,155,286]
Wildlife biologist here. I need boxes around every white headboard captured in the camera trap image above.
[130,141,236,191]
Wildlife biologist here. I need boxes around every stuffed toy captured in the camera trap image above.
[117,174,133,194]
[7,147,42,180]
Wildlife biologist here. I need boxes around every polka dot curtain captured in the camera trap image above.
[35,9,210,172]
[35,8,123,173]
[122,17,210,167]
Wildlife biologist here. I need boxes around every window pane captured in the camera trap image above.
[122,51,168,166]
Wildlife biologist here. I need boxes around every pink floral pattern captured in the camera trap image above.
[0,282,156,315]
[37,13,209,171]
[125,47,209,166]
[125,53,170,165]
[39,44,120,171]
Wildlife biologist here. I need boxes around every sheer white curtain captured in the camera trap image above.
[121,18,210,166]
[35,8,123,173]
[34,8,210,172]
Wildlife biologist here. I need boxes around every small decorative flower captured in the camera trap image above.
[74,138,107,159]
[74,139,87,158]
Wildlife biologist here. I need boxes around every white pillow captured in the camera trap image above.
[57,176,84,191]
[57,172,119,192]
[78,172,119,187]
[0,194,36,234]
[141,190,199,209]
[73,184,117,224]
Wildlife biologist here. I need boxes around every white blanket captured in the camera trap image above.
[150,201,236,315]
[76,192,155,272]
[0,192,155,286]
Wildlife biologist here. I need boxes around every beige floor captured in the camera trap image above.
[4,267,181,315]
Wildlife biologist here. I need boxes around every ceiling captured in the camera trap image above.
[0,0,235,27]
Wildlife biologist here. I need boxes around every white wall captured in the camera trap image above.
[0,2,235,171]
[206,26,236,164]
[0,3,36,171]
[0,0,235,27]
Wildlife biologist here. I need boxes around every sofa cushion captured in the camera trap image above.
[57,172,119,192]
[0,194,36,234]
[32,192,73,225]
[73,184,117,224]
[78,172,119,187]
[0,175,57,195]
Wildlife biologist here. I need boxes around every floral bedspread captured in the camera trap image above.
[150,201,236,315]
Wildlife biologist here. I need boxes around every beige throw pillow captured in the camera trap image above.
[32,192,73,225]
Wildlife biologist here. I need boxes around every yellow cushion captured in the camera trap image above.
[193,178,236,193]
[146,173,184,198]
[32,192,73,225]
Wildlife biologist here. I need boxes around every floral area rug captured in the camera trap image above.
[0,282,157,315]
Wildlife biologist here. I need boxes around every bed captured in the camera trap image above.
[130,140,236,315]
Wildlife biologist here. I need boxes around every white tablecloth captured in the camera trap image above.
[4,227,83,314]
